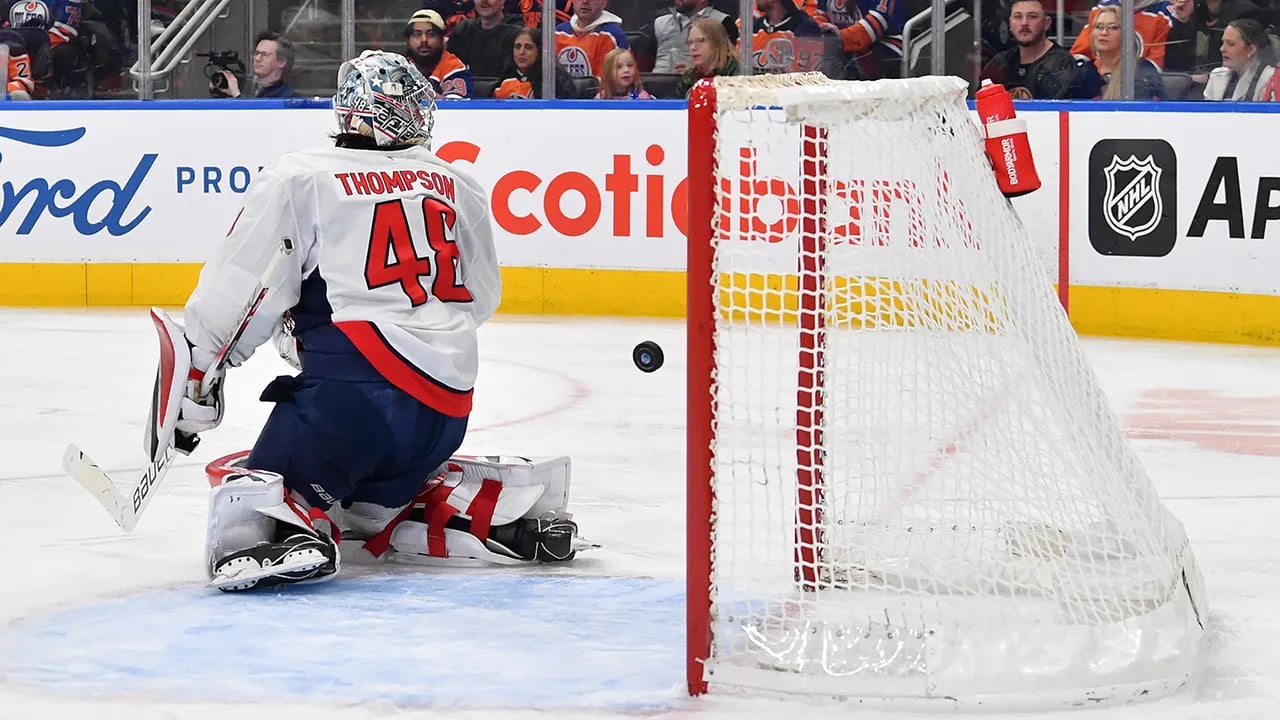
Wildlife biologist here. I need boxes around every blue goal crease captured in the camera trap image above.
[0,574,687,712]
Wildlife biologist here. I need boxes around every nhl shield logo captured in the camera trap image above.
[1102,154,1162,242]
[1087,138,1177,257]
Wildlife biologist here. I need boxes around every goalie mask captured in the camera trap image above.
[333,50,436,149]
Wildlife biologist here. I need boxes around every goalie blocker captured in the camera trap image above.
[204,451,595,591]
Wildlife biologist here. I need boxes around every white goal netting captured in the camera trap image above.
[694,74,1206,709]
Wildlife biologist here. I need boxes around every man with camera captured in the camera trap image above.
[209,30,296,98]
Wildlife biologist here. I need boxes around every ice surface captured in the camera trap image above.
[1,309,1277,719]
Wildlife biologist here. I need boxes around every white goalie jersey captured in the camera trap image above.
[183,145,501,417]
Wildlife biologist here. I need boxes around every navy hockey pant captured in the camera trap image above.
[246,373,469,511]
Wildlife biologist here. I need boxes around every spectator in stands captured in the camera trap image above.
[449,0,523,77]
[1071,0,1177,69]
[420,0,477,35]
[979,0,1079,98]
[595,47,653,97]
[1162,0,1198,72]
[212,31,296,98]
[677,16,739,95]
[1091,6,1165,98]
[645,0,737,73]
[6,0,80,95]
[751,0,826,73]
[555,0,628,78]
[425,0,549,32]
[814,0,905,79]
[1188,0,1268,78]
[405,9,475,98]
[493,26,579,97]
[0,29,33,99]
[1204,18,1276,99]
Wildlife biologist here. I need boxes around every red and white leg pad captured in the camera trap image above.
[204,452,341,587]
[342,455,595,567]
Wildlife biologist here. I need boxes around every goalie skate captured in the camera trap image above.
[210,533,337,592]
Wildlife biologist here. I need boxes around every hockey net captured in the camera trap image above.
[685,74,1206,709]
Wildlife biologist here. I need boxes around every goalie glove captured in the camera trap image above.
[176,342,226,437]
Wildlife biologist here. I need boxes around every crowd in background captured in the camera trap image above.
[5,0,1280,100]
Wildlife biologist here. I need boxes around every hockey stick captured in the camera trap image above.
[62,237,296,532]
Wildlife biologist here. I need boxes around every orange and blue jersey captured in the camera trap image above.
[423,50,474,98]
[814,0,903,55]
[1070,0,1176,69]
[514,0,575,27]
[7,0,80,47]
[749,8,825,74]
[554,11,628,78]
[0,28,31,94]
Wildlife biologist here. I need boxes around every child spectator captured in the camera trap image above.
[1091,5,1164,98]
[555,0,628,78]
[1204,18,1275,100]
[677,17,740,96]
[493,26,579,97]
[404,9,475,98]
[449,0,523,77]
[595,47,653,97]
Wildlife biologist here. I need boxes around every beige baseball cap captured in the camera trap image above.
[404,8,447,34]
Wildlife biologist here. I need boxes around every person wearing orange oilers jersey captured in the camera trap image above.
[6,0,79,94]
[1069,0,1177,68]
[554,0,628,78]
[813,0,904,79]
[750,0,825,74]
[0,27,33,99]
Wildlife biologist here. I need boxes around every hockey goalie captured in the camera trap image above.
[155,51,593,592]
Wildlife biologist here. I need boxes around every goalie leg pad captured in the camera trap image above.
[205,454,340,592]
[352,456,592,567]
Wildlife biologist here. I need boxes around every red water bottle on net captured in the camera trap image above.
[974,79,1041,198]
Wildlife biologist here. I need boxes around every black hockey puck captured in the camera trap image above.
[633,341,664,373]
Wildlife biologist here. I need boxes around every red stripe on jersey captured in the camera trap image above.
[335,320,473,418]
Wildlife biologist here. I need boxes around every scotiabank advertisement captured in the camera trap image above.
[0,103,1061,274]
